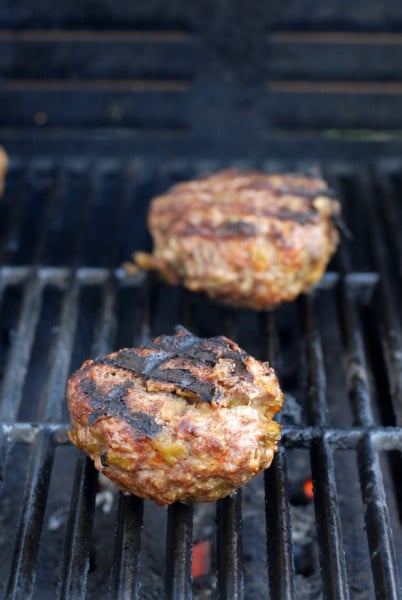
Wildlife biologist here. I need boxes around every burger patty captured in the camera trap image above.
[134,169,341,310]
[67,326,283,505]
[0,146,8,197]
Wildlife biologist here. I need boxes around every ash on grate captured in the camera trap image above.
[278,392,303,426]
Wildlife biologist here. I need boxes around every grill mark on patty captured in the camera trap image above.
[181,220,258,238]
[81,377,162,438]
[220,350,252,378]
[244,180,336,199]
[167,209,321,239]
[148,369,221,403]
[267,208,317,225]
[234,204,322,224]
[96,327,251,404]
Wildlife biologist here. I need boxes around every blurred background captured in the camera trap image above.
[2,1,402,160]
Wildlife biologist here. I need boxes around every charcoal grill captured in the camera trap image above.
[1,3,402,599]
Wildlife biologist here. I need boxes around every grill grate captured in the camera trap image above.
[0,157,402,599]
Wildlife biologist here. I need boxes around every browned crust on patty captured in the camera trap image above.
[134,169,341,310]
[67,326,283,505]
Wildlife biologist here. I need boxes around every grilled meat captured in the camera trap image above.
[0,146,8,197]
[67,326,283,505]
[134,169,341,310]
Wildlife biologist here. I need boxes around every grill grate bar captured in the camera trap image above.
[110,494,144,600]
[29,164,65,267]
[375,168,402,274]
[38,276,80,422]
[58,452,98,600]
[265,450,295,600]
[310,438,350,599]
[300,294,329,427]
[0,273,44,422]
[326,168,376,429]
[136,274,157,346]
[68,166,99,270]
[105,163,141,271]
[370,281,402,426]
[357,434,401,599]
[0,429,8,493]
[336,267,375,428]
[0,265,379,292]
[214,313,245,599]
[259,311,279,369]
[0,168,29,265]
[90,274,117,358]
[359,169,402,426]
[5,430,55,600]
[165,501,193,600]
[216,489,244,600]
[262,309,296,598]
[1,421,402,450]
[284,427,402,449]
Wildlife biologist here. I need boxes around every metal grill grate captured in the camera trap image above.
[0,157,401,599]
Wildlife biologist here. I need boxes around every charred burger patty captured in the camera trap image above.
[67,327,283,505]
[135,169,341,310]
